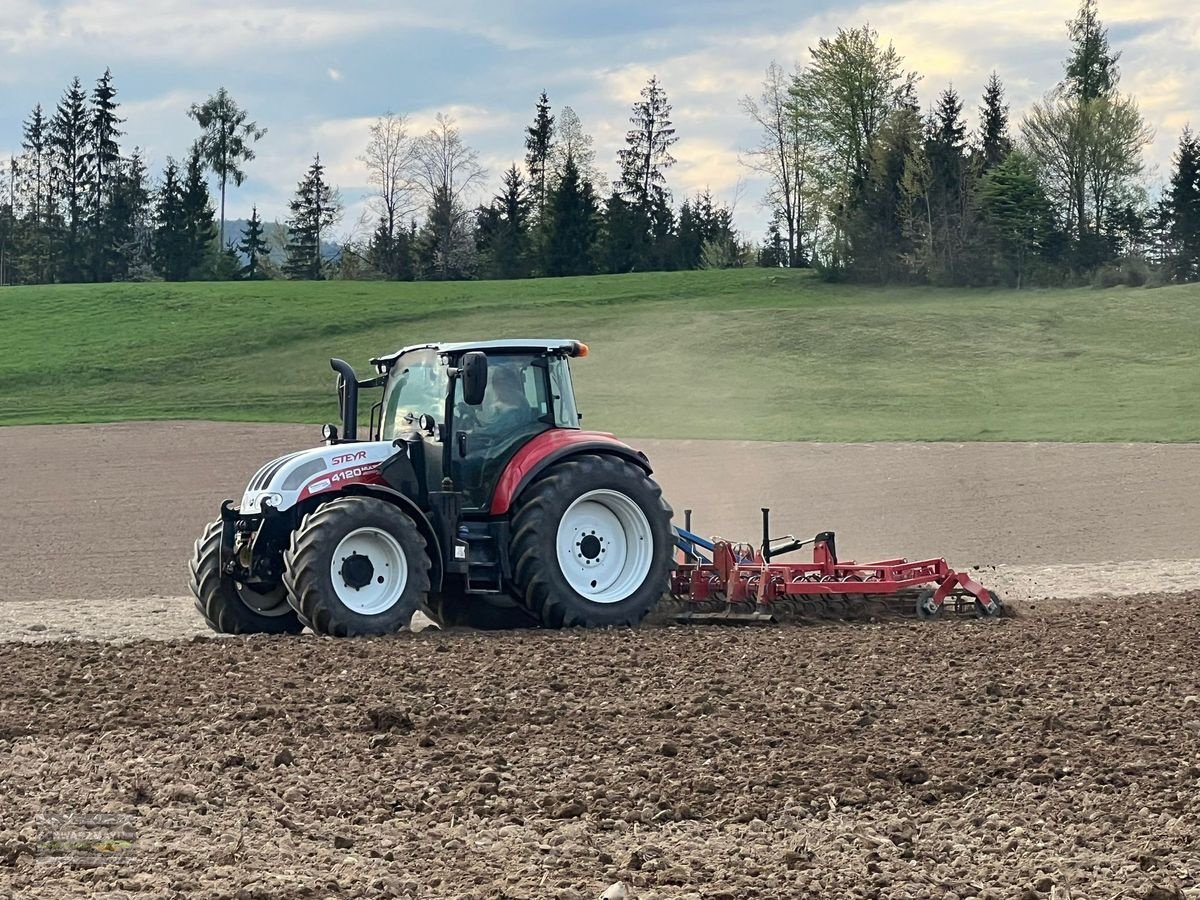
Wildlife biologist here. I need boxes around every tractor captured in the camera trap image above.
[190,339,676,635]
[191,338,1001,636]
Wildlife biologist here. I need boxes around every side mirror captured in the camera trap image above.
[460,352,488,406]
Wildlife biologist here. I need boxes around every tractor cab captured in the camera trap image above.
[342,339,587,511]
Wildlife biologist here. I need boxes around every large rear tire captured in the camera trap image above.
[189,520,304,635]
[282,496,432,637]
[509,454,673,628]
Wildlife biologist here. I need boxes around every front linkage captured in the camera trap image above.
[218,499,294,588]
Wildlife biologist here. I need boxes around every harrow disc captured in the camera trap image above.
[973,589,1004,618]
[914,588,944,620]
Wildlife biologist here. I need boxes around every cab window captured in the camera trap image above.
[382,350,446,439]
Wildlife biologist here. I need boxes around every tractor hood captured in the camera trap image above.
[239,441,396,514]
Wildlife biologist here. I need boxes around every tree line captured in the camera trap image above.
[744,0,1199,287]
[342,85,742,282]
[0,0,1196,287]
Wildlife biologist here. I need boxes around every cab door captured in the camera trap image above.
[452,354,552,510]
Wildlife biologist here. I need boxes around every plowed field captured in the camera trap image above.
[1,423,1198,898]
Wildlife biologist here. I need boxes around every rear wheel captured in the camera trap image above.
[283,496,432,636]
[509,454,673,628]
[189,520,304,635]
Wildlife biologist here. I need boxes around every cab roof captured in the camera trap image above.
[371,339,585,367]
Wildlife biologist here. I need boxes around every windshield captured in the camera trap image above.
[382,350,447,439]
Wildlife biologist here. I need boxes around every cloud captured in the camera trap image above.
[0,0,1196,247]
[0,1,390,63]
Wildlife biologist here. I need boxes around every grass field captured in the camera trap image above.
[1,269,1197,441]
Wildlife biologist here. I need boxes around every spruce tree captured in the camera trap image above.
[87,68,124,280]
[1167,128,1200,282]
[109,149,150,280]
[599,191,650,273]
[616,76,677,209]
[543,154,597,277]
[182,146,217,278]
[1065,0,1121,101]
[368,216,412,280]
[416,186,476,280]
[978,72,1013,171]
[524,92,555,220]
[677,191,737,270]
[237,205,272,279]
[847,108,925,283]
[759,218,788,267]
[676,198,701,269]
[921,87,970,283]
[613,76,677,271]
[284,154,341,280]
[188,87,267,248]
[50,77,90,281]
[152,159,188,280]
[978,151,1054,288]
[18,104,53,283]
[478,164,531,279]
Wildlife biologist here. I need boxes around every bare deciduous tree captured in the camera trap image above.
[358,111,419,241]
[412,112,486,209]
[550,106,606,191]
[740,61,815,267]
[412,113,486,280]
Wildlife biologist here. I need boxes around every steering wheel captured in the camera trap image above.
[454,401,486,430]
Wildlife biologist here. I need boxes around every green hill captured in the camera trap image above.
[1,269,1197,441]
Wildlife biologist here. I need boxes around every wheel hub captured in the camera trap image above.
[578,533,604,561]
[340,551,375,591]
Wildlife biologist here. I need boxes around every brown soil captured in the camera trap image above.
[2,599,1199,899]
[1,422,1199,896]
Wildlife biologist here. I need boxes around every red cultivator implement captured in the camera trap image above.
[669,508,1002,622]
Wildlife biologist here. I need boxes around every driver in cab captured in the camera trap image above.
[481,366,534,432]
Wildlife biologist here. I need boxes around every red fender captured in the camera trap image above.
[489,430,652,515]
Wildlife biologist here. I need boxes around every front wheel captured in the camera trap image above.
[282,496,432,637]
[189,520,304,635]
[509,454,674,628]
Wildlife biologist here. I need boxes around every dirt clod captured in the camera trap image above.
[366,706,413,732]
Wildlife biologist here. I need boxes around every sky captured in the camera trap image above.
[0,0,1196,243]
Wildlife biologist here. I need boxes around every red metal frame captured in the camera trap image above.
[671,535,996,614]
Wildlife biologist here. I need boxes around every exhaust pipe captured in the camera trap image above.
[330,358,359,441]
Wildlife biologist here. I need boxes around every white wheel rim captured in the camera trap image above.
[555,489,654,604]
[330,526,409,615]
